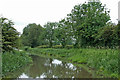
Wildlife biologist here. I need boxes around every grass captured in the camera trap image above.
[27,47,119,78]
[2,50,33,77]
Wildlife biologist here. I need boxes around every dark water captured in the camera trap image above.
[5,55,95,78]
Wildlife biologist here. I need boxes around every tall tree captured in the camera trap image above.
[0,17,19,52]
[0,18,1,79]
[117,21,120,49]
[55,19,72,48]
[67,1,110,48]
[21,23,44,48]
[44,22,58,47]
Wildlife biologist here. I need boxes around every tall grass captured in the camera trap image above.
[28,48,118,78]
[2,50,32,77]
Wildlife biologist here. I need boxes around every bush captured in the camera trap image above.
[2,51,32,76]
[65,45,73,49]
[37,45,49,48]
[52,45,62,48]
[23,46,31,51]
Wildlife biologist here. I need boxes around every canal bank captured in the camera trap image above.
[27,48,118,78]
[2,51,33,78]
[3,47,118,79]
[3,55,96,78]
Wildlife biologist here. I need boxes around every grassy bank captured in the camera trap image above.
[27,48,119,78]
[2,50,33,77]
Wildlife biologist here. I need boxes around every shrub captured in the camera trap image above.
[2,51,32,76]
[52,45,62,48]
[65,45,73,49]
[37,45,49,48]
[23,46,31,51]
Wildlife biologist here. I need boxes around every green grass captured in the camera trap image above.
[27,48,119,78]
[2,50,33,77]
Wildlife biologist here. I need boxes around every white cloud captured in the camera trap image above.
[0,0,119,33]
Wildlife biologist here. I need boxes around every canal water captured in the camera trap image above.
[5,55,95,78]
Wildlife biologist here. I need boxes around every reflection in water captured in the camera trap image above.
[40,73,47,78]
[66,63,77,70]
[19,73,28,78]
[5,55,94,78]
[52,59,62,65]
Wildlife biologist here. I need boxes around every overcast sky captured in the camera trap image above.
[0,0,119,34]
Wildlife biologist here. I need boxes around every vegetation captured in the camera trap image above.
[1,17,19,52]
[1,0,119,79]
[27,48,119,78]
[44,22,58,47]
[0,17,32,77]
[21,1,118,48]
[20,1,119,78]
[117,21,120,49]
[21,23,45,48]
[2,50,32,77]
[55,19,72,48]
[67,1,110,48]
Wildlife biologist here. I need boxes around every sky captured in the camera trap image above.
[0,0,119,34]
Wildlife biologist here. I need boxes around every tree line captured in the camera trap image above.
[21,1,120,49]
[1,1,120,52]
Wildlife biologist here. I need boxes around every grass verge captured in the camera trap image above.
[2,50,33,77]
[27,48,119,78]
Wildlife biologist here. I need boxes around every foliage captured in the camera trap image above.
[21,23,44,48]
[23,46,31,51]
[96,22,118,48]
[52,45,62,48]
[7,1,119,78]
[20,1,118,49]
[28,48,119,78]
[65,45,74,49]
[0,17,19,51]
[55,19,72,48]
[36,45,73,49]
[36,45,49,48]
[117,21,120,49]
[44,22,58,47]
[67,1,110,47]
[2,51,32,76]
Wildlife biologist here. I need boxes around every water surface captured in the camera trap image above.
[5,55,94,78]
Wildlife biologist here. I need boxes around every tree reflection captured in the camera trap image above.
[6,55,93,78]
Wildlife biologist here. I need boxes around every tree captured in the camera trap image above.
[117,21,120,49]
[55,19,72,48]
[21,23,44,48]
[44,22,58,47]
[96,22,118,48]
[67,1,110,48]
[0,18,2,52]
[0,17,19,52]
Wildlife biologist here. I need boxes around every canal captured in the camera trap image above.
[5,55,95,78]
